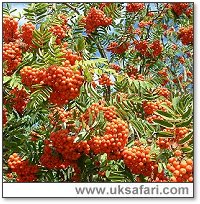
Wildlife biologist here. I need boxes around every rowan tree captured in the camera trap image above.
[3,2,193,182]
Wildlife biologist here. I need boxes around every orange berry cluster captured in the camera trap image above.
[126,3,145,12]
[173,74,183,84]
[21,22,35,50]
[59,14,68,25]
[174,150,182,157]
[88,118,129,160]
[49,15,69,44]
[6,173,13,179]
[46,64,84,105]
[156,138,171,149]
[172,44,177,50]
[156,87,171,99]
[178,26,193,45]
[152,171,169,182]
[8,153,22,169]
[8,87,30,113]
[123,145,158,177]
[3,15,19,43]
[162,24,168,30]
[99,74,113,86]
[3,40,22,75]
[164,27,175,36]
[142,101,159,115]
[127,26,142,35]
[103,106,117,121]
[150,40,163,57]
[91,81,97,88]
[50,129,90,161]
[158,67,169,86]
[143,99,172,122]
[185,8,193,17]
[81,102,117,123]
[40,140,71,169]
[127,66,138,77]
[132,74,145,81]
[175,127,189,142]
[167,157,193,182]
[163,127,189,143]
[134,40,149,56]
[98,171,106,177]
[3,107,8,126]
[61,49,82,66]
[48,107,74,128]
[138,20,153,28]
[127,66,144,81]
[50,24,68,44]
[146,114,163,123]
[147,12,154,17]
[82,7,112,33]
[158,67,168,77]
[107,41,130,54]
[20,63,84,106]
[179,56,185,64]
[160,77,169,86]
[134,40,163,58]
[40,141,81,181]
[20,66,46,87]
[8,153,38,182]
[171,3,189,16]
[110,63,121,72]
[186,71,193,78]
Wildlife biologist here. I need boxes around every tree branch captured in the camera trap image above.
[64,3,80,15]
[145,3,169,40]
[88,35,107,59]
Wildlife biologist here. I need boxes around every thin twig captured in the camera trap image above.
[145,3,169,40]
[64,3,80,15]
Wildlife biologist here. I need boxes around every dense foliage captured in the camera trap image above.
[3,2,193,182]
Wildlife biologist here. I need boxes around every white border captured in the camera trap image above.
[3,182,194,198]
[0,0,199,202]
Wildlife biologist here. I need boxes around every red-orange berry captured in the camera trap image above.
[8,153,38,182]
[174,150,182,157]
[126,3,145,12]
[107,41,130,54]
[83,7,112,33]
[178,26,193,45]
[3,15,19,43]
[21,22,35,50]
